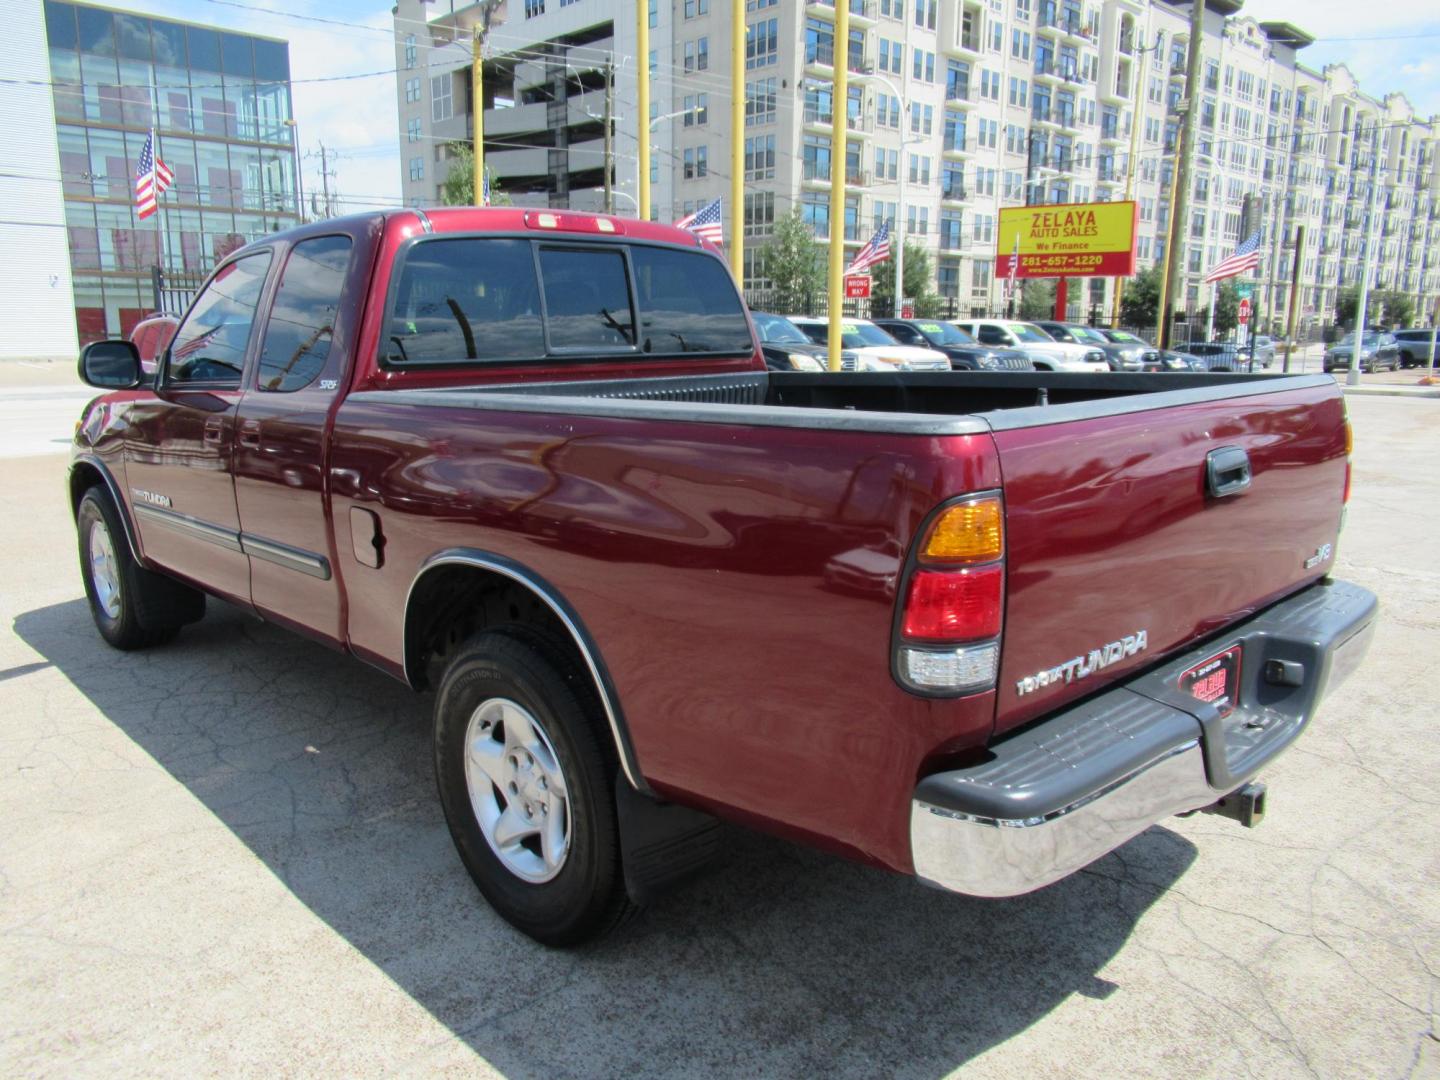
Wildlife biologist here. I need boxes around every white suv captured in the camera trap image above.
[954,319,1109,371]
[790,317,951,371]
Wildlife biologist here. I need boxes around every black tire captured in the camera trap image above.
[433,626,634,946]
[76,486,205,650]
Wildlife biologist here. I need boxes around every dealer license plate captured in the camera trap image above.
[1178,645,1243,717]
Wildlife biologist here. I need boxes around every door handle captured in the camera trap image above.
[1206,446,1252,498]
[239,419,261,448]
[203,416,225,446]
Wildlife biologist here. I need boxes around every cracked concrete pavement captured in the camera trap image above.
[0,372,1436,1078]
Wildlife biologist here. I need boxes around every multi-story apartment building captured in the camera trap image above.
[38,0,300,345]
[393,0,1440,334]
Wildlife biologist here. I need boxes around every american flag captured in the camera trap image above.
[1204,228,1263,284]
[674,197,724,244]
[848,219,891,275]
[134,129,173,220]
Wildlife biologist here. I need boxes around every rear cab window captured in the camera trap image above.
[382,236,752,366]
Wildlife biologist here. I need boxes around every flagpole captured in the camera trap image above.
[148,71,166,310]
[1205,281,1216,342]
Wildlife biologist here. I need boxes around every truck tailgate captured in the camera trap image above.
[991,384,1348,735]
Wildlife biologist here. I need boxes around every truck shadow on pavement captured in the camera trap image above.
[16,598,1198,1079]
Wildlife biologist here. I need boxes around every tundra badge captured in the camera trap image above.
[1015,631,1149,697]
[1304,543,1333,570]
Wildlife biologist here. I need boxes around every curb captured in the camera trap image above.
[1339,385,1440,399]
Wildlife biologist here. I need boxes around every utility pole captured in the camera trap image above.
[472,33,484,205]
[825,6,851,372]
[1112,31,1149,327]
[603,59,613,214]
[1158,0,1206,350]
[1283,225,1304,372]
[636,3,650,220]
[318,141,332,219]
[729,0,744,282]
[1348,125,1384,386]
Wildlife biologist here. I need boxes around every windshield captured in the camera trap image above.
[1010,323,1054,343]
[913,321,973,345]
[752,313,811,344]
[1106,331,1144,343]
[804,321,900,348]
[1336,333,1384,347]
[1068,326,1110,344]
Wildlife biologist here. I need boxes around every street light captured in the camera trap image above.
[851,68,925,318]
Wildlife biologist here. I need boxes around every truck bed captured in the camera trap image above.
[352,369,1336,434]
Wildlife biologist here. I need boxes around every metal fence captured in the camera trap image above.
[742,290,976,321]
[149,266,209,319]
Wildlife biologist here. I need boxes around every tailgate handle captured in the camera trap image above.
[1206,446,1252,498]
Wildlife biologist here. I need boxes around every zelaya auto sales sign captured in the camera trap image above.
[997,200,1138,278]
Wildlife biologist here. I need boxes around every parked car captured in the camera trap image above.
[1144,349,1208,373]
[69,207,1375,946]
[953,318,1109,371]
[1243,335,1277,368]
[872,318,1033,371]
[1324,332,1401,373]
[750,311,838,372]
[1182,342,1257,373]
[1392,328,1439,369]
[790,316,951,371]
[1033,321,1147,371]
[127,313,179,377]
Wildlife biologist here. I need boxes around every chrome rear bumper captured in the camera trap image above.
[910,578,1377,898]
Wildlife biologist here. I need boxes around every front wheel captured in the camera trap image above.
[433,627,634,946]
[76,487,204,650]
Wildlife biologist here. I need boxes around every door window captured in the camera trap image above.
[257,236,354,392]
[167,252,272,387]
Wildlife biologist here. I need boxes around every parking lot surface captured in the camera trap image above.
[1,374,1436,1078]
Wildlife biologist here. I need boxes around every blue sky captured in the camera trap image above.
[117,0,1440,214]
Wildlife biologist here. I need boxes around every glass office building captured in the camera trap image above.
[43,1,299,342]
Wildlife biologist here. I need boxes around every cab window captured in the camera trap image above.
[166,252,272,387]
[257,235,354,392]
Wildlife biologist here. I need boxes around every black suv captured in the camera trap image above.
[751,312,835,372]
[871,318,1033,371]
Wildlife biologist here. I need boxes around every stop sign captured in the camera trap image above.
[1238,298,1252,325]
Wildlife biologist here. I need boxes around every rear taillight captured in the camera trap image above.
[1343,417,1353,506]
[895,494,1004,695]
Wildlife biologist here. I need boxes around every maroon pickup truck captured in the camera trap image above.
[70,208,1376,945]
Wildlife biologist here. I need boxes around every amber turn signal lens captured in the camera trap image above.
[1344,420,1353,457]
[920,498,1003,564]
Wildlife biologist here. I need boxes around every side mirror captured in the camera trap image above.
[78,340,143,390]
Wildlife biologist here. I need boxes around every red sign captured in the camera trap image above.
[901,303,915,318]
[1238,298,1252,325]
[844,275,871,299]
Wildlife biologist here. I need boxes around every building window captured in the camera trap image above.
[684,0,711,16]
[404,34,416,69]
[683,92,708,125]
[747,18,778,68]
[409,157,424,181]
[744,190,775,237]
[803,134,832,182]
[746,78,776,125]
[801,192,829,237]
[697,36,709,70]
[431,74,453,123]
[407,118,422,142]
[745,134,776,179]
[405,78,421,103]
[524,0,545,17]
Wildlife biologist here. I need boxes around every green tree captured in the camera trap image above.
[1335,285,1360,328]
[869,240,945,317]
[1213,281,1240,335]
[757,209,825,311]
[440,141,510,207]
[1018,278,1056,321]
[1378,290,1415,328]
[1119,265,1161,328]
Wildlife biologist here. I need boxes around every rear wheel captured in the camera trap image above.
[77,487,204,650]
[433,627,634,946]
